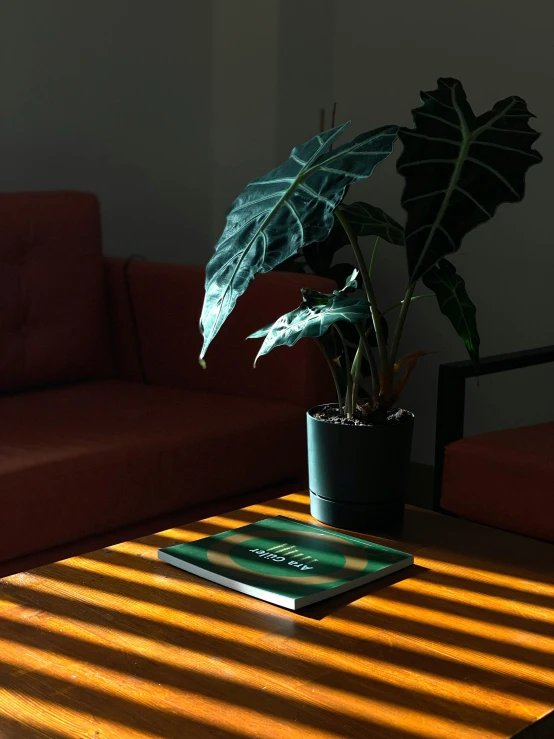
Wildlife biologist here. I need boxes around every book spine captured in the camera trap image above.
[157,551,298,610]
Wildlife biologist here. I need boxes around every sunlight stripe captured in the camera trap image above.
[4,572,554,690]
[52,556,554,660]
[0,688,164,739]
[63,552,554,625]
[0,610,543,733]
[0,630,506,739]
[98,490,554,595]
[415,555,554,595]
[0,636,349,739]
[353,596,554,668]
[373,576,554,624]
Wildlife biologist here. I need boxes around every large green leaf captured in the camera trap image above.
[200,123,398,362]
[247,271,372,364]
[397,78,542,283]
[423,258,479,367]
[338,202,405,246]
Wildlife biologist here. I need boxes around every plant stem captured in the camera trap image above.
[369,236,380,279]
[390,282,416,367]
[314,338,344,416]
[333,324,353,418]
[356,323,380,401]
[351,338,363,413]
[382,292,434,316]
[335,209,390,395]
[353,325,379,400]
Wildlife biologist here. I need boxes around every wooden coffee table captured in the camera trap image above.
[0,493,553,739]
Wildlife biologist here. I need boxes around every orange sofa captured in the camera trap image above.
[434,347,554,542]
[0,191,334,577]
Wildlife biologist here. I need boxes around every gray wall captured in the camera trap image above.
[211,0,280,244]
[0,0,214,263]
[0,0,334,263]
[333,0,554,462]
[212,0,336,240]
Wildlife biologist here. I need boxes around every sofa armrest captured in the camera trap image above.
[105,257,336,408]
[433,345,554,510]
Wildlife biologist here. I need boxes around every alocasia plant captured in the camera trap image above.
[200,78,542,421]
[199,122,398,364]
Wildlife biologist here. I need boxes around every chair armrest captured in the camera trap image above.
[433,346,554,510]
[105,257,336,408]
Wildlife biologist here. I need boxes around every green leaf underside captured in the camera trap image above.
[302,201,404,277]
[248,271,372,364]
[423,258,480,367]
[338,202,405,246]
[397,77,542,283]
[302,216,346,274]
[199,123,398,360]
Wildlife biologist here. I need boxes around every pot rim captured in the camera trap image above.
[307,402,414,428]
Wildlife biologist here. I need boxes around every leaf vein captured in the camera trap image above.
[454,187,491,217]
[415,112,461,131]
[466,157,520,197]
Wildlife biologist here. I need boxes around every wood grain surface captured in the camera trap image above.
[0,493,553,739]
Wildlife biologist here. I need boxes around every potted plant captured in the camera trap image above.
[199,78,542,532]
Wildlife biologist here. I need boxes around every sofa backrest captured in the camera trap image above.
[0,192,113,392]
[106,258,336,408]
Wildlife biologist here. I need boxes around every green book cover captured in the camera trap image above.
[158,516,413,610]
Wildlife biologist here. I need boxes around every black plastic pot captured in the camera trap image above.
[307,404,414,532]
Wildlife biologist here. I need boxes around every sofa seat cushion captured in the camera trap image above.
[442,422,554,542]
[0,192,113,392]
[0,381,307,563]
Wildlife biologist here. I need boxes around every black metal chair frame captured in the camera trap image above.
[433,345,554,511]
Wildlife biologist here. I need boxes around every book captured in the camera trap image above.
[158,515,414,610]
